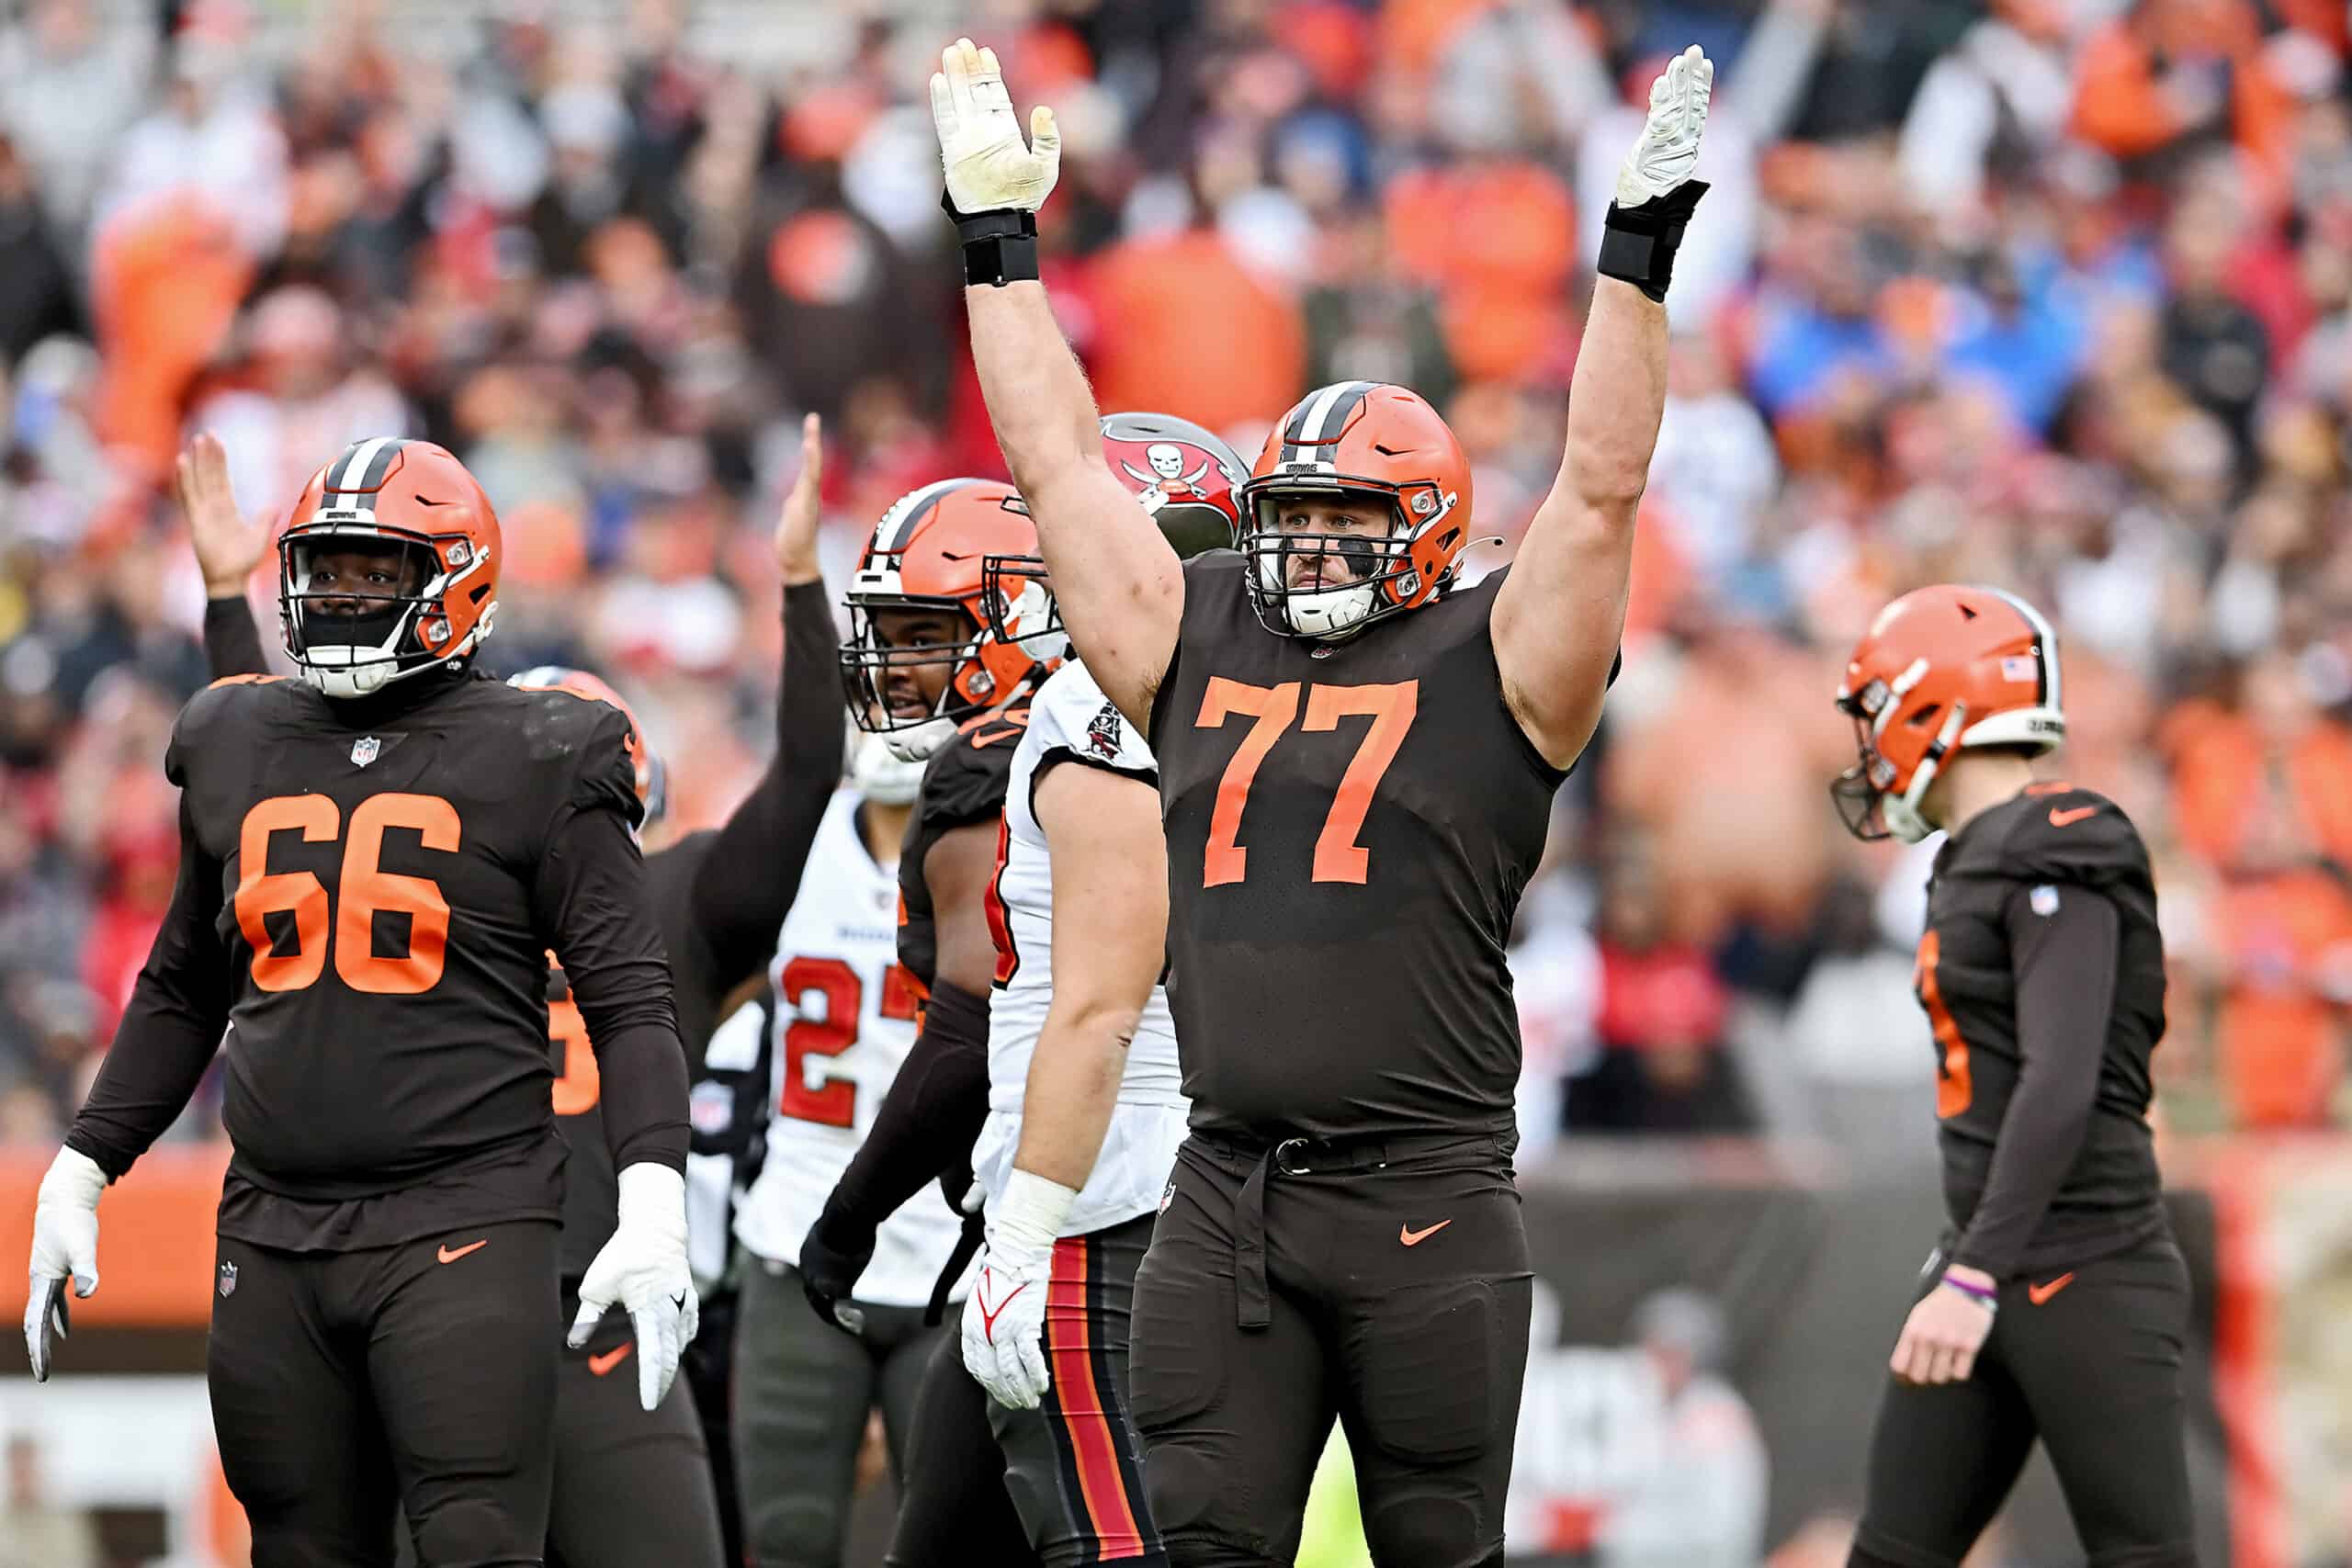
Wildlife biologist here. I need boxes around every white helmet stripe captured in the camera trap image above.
[869,477,977,557]
[1983,586,2062,712]
[329,436,397,498]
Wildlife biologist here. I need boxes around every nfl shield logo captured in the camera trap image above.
[351,736,380,767]
[218,1260,239,1299]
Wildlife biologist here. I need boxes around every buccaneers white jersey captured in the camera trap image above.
[733,790,967,1306]
[973,661,1188,1237]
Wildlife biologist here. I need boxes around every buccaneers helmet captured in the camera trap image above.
[980,412,1248,643]
[1237,381,1472,639]
[507,666,667,829]
[278,437,501,699]
[1831,584,2065,843]
[841,478,1065,763]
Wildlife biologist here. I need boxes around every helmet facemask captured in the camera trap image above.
[839,597,997,764]
[846,718,925,806]
[279,526,492,700]
[1240,481,1453,641]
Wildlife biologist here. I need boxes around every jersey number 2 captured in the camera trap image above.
[777,956,920,1128]
[1195,678,1418,887]
[234,794,461,995]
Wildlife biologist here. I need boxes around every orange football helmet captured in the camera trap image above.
[841,478,1065,762]
[1237,381,1473,639]
[979,412,1248,643]
[278,437,501,699]
[1832,583,2066,842]
[507,666,666,828]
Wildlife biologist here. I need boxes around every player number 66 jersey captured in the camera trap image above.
[732,790,967,1307]
[974,660,1188,1237]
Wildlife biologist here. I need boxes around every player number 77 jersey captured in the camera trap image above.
[731,790,967,1306]
[973,661,1188,1237]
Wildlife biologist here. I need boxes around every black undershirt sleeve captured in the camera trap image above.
[66,798,232,1179]
[687,581,843,996]
[820,978,991,1229]
[536,802,690,1174]
[201,596,271,682]
[1951,885,2121,1278]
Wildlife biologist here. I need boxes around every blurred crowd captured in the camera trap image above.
[5,0,2352,1156]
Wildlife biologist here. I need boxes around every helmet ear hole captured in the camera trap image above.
[1905,704,1943,730]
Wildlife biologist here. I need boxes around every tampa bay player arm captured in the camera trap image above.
[799,822,999,1333]
[1948,882,2122,1278]
[31,794,233,1378]
[1492,46,1711,772]
[931,37,1182,732]
[966,757,1165,1409]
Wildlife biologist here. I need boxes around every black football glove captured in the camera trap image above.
[798,1202,877,1337]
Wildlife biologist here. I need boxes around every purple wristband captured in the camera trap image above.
[1939,1272,1998,1309]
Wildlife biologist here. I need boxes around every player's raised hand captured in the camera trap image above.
[24,1147,105,1382]
[569,1164,698,1413]
[775,412,825,587]
[930,37,1060,215]
[1616,45,1713,208]
[175,433,268,598]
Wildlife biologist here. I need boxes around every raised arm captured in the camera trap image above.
[177,434,274,680]
[934,39,1182,729]
[1492,49,1712,771]
[688,414,844,995]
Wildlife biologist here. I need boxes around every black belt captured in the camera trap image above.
[1198,1130,1505,1332]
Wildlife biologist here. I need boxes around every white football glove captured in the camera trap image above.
[569,1163,698,1414]
[930,37,1061,216]
[24,1146,105,1382]
[1616,45,1713,208]
[960,1169,1076,1411]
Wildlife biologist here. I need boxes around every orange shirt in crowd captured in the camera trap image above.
[1086,230,1306,434]
[2161,700,2352,869]
[1385,161,1576,384]
[2070,3,2296,182]
[90,194,254,481]
[2210,870,2352,1128]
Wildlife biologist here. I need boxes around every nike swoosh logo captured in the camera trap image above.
[436,1240,489,1264]
[1400,1220,1453,1247]
[587,1344,632,1377]
[977,1277,1029,1342]
[2048,807,2098,828]
[2027,1272,2075,1305]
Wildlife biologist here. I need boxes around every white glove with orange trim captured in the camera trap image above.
[960,1168,1076,1410]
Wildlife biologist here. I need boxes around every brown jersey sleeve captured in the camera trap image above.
[684,581,842,1001]
[533,703,688,1174]
[65,706,240,1179]
[201,595,271,682]
[1949,881,2122,1277]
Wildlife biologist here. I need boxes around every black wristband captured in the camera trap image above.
[1597,179,1710,304]
[943,192,1040,288]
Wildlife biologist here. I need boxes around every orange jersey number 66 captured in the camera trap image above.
[234,793,462,996]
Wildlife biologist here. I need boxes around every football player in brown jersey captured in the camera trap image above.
[807,476,1066,1567]
[172,417,850,1568]
[1832,585,2193,1568]
[26,435,696,1566]
[926,36,1713,1568]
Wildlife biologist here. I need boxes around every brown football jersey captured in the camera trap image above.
[1148,552,1567,1141]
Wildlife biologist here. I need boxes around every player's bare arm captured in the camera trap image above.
[1492,47,1712,771]
[1011,761,1166,1191]
[933,38,1182,731]
[965,760,1165,1411]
